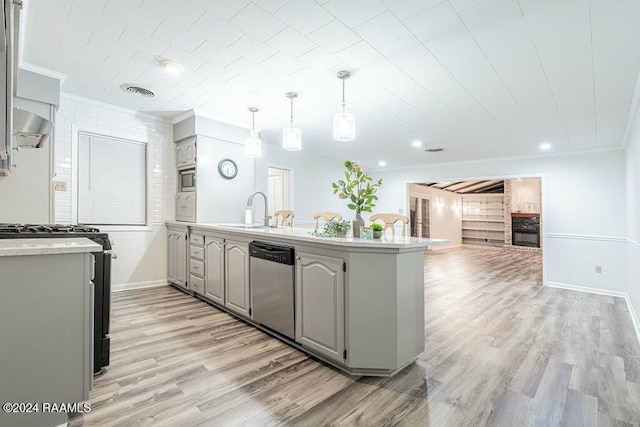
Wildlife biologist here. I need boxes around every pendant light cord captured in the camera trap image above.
[341,78,346,113]
[290,96,294,127]
[252,111,255,130]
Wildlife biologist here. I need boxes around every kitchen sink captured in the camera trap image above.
[217,224,269,229]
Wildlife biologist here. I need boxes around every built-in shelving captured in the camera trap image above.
[462,194,505,247]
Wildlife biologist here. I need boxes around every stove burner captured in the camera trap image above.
[0,223,101,234]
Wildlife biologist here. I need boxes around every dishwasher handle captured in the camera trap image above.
[249,241,295,265]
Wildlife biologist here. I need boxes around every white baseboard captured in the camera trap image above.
[546,281,640,345]
[111,280,169,292]
[546,281,628,298]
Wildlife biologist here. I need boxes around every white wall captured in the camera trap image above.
[54,94,175,289]
[253,145,352,227]
[0,98,54,223]
[375,150,628,294]
[195,135,255,224]
[407,184,462,247]
[625,102,640,337]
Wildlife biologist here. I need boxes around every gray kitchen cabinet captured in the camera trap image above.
[295,252,345,363]
[189,233,205,295]
[167,226,188,290]
[0,242,98,427]
[204,236,225,305]
[176,192,196,223]
[176,136,196,170]
[224,240,250,317]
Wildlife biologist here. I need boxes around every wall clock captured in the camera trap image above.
[218,158,238,179]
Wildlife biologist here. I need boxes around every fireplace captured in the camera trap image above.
[511,214,540,248]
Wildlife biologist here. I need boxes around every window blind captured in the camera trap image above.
[78,132,146,225]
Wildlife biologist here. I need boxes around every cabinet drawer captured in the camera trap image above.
[190,274,204,295]
[190,259,204,277]
[190,245,204,260]
[190,234,204,246]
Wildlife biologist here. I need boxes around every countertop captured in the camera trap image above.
[173,222,449,249]
[0,238,103,257]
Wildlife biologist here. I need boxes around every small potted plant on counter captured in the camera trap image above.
[311,219,352,238]
[371,223,384,238]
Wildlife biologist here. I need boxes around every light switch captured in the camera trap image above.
[595,266,602,274]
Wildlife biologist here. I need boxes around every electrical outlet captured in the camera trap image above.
[595,266,603,274]
[53,181,67,191]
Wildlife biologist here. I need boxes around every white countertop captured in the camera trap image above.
[181,223,449,249]
[0,238,103,257]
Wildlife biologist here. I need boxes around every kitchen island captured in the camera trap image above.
[0,238,100,427]
[167,222,448,376]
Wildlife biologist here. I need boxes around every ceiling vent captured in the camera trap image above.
[425,148,444,153]
[121,84,156,98]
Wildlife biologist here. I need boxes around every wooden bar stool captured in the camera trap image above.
[274,210,295,227]
[369,213,409,237]
[313,211,343,230]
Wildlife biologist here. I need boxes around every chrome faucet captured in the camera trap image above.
[247,191,272,227]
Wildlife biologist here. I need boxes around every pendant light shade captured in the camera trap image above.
[283,92,301,151]
[245,107,262,158]
[333,70,355,141]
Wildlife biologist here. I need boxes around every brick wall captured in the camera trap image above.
[53,94,175,224]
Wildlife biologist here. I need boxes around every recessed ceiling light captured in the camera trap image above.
[378,161,386,167]
[160,59,184,75]
[412,140,422,148]
[539,142,552,151]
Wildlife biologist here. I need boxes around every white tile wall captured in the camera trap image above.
[54,93,175,225]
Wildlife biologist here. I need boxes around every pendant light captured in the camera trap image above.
[333,70,355,141]
[283,92,302,151]
[245,107,262,158]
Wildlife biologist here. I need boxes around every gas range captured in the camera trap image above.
[0,223,113,373]
[0,223,111,250]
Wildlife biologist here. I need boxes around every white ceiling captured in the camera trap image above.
[21,0,640,168]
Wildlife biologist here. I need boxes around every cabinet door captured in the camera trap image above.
[176,233,187,288]
[224,240,250,317]
[176,193,196,223]
[184,193,196,222]
[184,139,196,167]
[295,252,345,363]
[175,193,184,221]
[167,231,176,282]
[204,237,225,305]
[176,137,196,170]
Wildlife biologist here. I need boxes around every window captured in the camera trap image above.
[77,132,147,225]
[267,167,290,218]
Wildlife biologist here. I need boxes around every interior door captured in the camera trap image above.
[410,196,430,238]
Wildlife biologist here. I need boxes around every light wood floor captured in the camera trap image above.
[72,247,640,426]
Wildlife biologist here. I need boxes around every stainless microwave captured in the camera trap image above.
[180,169,196,192]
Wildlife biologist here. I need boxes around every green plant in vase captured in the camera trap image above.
[332,160,383,238]
[370,222,384,238]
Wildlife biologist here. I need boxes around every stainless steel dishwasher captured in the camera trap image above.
[249,241,295,340]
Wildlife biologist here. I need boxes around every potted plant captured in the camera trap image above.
[370,223,384,238]
[332,160,383,237]
[311,219,352,238]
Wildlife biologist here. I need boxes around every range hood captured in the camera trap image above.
[13,107,53,148]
